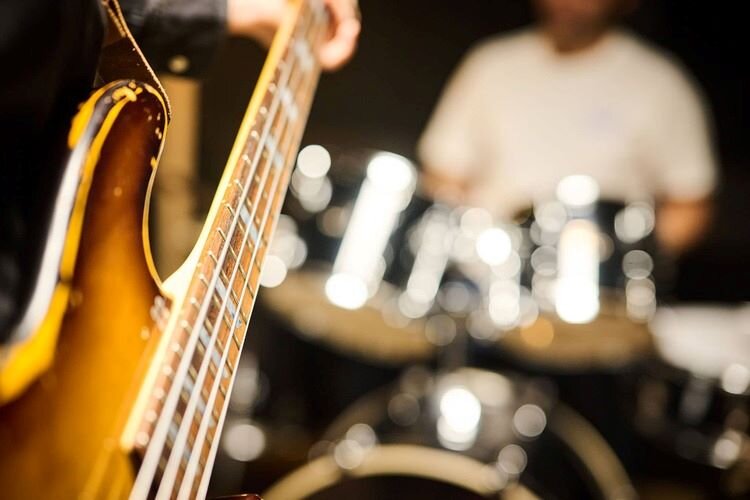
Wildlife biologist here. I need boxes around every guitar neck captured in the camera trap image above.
[127,1,328,497]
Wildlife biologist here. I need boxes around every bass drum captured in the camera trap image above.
[246,147,469,459]
[263,368,636,500]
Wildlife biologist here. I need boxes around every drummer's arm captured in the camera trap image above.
[656,196,713,255]
[418,44,492,205]
[646,63,717,255]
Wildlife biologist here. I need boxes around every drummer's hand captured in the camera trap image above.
[227,0,360,71]
[421,169,472,206]
[656,196,713,254]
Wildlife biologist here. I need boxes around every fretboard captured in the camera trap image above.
[127,1,328,498]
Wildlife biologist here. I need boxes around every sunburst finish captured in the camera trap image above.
[0,81,167,499]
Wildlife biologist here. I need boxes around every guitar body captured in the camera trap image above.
[0,80,167,499]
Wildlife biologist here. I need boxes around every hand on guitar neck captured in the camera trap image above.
[228,0,360,70]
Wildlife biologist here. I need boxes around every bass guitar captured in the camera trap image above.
[0,0,327,497]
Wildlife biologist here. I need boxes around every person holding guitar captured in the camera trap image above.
[0,0,360,341]
[0,1,358,497]
[419,0,718,255]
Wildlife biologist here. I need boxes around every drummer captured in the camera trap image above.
[418,0,718,254]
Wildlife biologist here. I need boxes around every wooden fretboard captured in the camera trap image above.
[126,1,328,498]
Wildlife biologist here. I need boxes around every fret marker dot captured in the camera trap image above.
[136,431,150,447]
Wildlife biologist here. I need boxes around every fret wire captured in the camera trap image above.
[156,14,318,500]
[137,31,302,500]
[190,18,326,500]
[181,14,325,500]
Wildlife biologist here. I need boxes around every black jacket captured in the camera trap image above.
[0,0,226,339]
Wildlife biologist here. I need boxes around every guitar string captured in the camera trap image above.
[180,16,326,499]
[179,23,322,497]
[131,19,300,499]
[180,53,317,500]
[177,47,308,498]
[184,10,326,490]
[152,49,298,499]
[152,8,319,499]
[197,65,323,497]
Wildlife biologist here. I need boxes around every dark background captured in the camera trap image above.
[201,0,750,302]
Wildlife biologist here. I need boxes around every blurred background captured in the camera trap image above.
[150,1,750,498]
[193,0,750,303]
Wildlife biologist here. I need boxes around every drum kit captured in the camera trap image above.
[216,146,749,499]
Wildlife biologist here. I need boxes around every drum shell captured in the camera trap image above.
[522,200,660,291]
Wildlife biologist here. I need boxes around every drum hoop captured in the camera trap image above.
[548,405,636,500]
[262,443,538,500]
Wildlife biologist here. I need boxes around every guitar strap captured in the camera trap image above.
[97,0,172,120]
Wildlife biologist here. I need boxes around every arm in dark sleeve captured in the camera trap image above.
[119,0,227,77]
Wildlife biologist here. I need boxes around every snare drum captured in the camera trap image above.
[465,193,658,371]
[264,368,636,500]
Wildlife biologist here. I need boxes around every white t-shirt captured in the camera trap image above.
[418,29,717,217]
